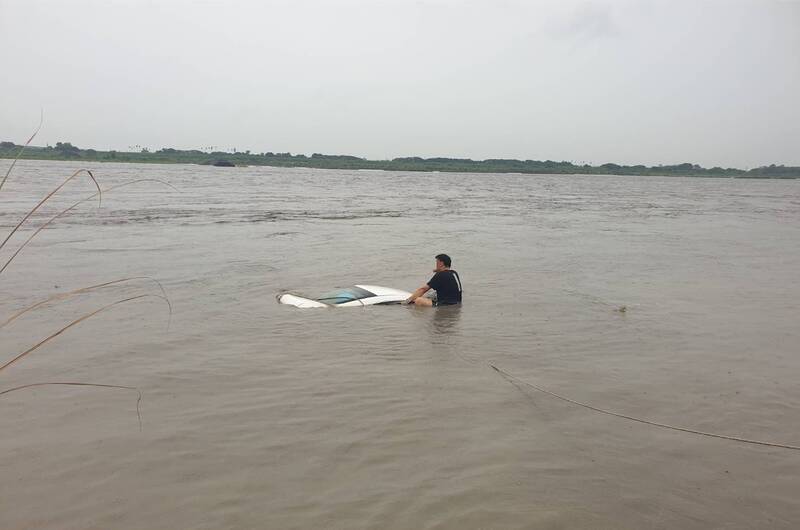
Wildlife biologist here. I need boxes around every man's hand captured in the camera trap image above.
[404,285,429,305]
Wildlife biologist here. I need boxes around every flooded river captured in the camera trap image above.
[1,160,798,529]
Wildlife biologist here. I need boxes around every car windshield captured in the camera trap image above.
[316,286,375,305]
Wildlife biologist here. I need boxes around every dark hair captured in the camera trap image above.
[435,253,451,267]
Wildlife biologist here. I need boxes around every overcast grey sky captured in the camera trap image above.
[1,0,798,167]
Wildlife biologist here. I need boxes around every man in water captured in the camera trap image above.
[405,253,463,307]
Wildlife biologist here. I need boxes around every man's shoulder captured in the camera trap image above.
[427,271,444,285]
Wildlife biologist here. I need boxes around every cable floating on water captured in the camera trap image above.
[489,364,800,451]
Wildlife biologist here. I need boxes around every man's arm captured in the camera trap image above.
[405,284,430,304]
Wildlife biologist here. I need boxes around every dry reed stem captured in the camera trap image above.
[0,168,101,254]
[0,178,177,276]
[1,147,172,432]
[0,276,171,331]
[0,382,142,431]
[0,110,43,193]
[0,294,169,374]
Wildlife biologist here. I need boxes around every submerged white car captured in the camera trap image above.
[277,285,412,308]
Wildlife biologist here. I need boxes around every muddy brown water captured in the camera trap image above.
[1,160,799,529]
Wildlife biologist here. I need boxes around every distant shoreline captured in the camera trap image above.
[1,142,798,179]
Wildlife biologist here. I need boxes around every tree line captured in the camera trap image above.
[1,141,797,178]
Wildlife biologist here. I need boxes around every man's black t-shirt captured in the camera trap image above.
[427,270,462,305]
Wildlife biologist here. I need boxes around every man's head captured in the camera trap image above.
[434,253,451,272]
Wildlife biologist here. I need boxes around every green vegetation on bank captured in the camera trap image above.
[1,141,798,178]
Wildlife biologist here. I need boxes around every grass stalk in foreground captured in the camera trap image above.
[0,168,101,254]
[0,382,142,431]
[0,110,42,193]
[0,178,176,276]
[0,294,170,374]
[0,276,170,331]
[2,129,174,430]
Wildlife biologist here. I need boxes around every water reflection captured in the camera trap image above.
[426,304,462,338]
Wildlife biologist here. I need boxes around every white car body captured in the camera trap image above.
[277,284,412,308]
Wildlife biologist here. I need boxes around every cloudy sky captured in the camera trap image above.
[1,0,798,167]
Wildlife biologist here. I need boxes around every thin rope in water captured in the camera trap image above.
[489,364,800,451]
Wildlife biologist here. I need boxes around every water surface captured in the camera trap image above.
[1,160,799,529]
